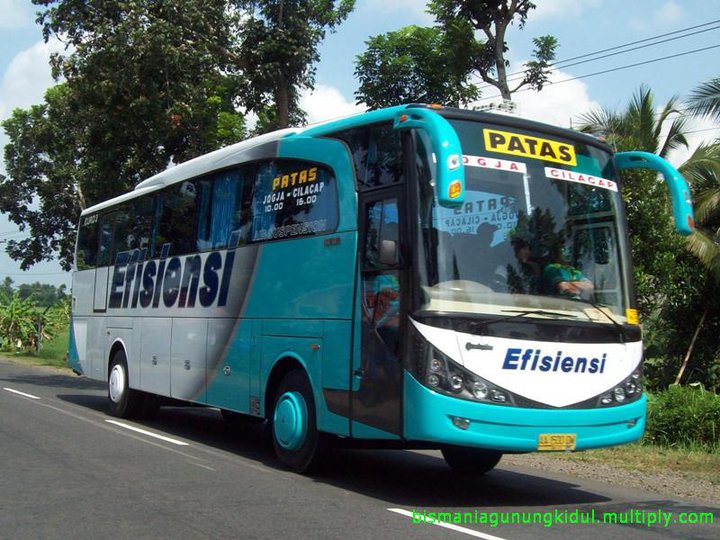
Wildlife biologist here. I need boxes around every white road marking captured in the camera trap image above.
[105,419,189,446]
[3,387,41,400]
[388,508,509,540]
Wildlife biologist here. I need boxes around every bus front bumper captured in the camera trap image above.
[403,373,646,452]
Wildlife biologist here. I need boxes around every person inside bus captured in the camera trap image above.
[506,238,540,294]
[542,243,594,300]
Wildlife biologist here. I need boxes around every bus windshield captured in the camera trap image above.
[415,119,633,323]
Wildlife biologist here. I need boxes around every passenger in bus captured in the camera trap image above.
[506,238,540,294]
[542,244,594,300]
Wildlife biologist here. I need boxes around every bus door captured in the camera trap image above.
[353,188,406,436]
[94,211,117,312]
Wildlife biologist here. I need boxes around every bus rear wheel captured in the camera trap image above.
[108,349,146,419]
[441,446,502,474]
[271,370,324,473]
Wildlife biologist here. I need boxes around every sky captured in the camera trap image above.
[0,0,719,289]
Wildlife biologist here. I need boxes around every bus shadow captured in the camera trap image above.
[314,448,612,508]
[56,394,611,509]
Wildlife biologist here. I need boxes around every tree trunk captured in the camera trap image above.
[674,308,707,385]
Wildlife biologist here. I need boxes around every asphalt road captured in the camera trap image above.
[1,359,717,540]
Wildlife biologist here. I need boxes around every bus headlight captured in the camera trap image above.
[598,368,643,407]
[419,345,515,406]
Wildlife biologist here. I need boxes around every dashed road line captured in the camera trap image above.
[3,387,41,400]
[105,419,190,446]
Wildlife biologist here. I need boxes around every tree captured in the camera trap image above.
[354,0,557,108]
[355,25,479,109]
[580,85,720,390]
[579,86,689,312]
[429,0,558,101]
[237,0,355,131]
[686,76,720,121]
[1,1,246,269]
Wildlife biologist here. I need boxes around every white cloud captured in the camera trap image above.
[300,84,365,125]
[0,37,65,177]
[653,0,684,26]
[471,66,601,128]
[666,115,720,168]
[0,0,34,28]
[0,37,65,120]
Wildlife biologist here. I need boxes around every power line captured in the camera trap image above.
[477,18,720,91]
[476,43,720,102]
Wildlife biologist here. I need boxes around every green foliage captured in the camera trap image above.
[355,25,479,108]
[5,0,246,270]
[645,385,720,450]
[0,280,70,352]
[428,0,558,100]
[354,0,557,108]
[237,0,355,130]
[686,76,720,122]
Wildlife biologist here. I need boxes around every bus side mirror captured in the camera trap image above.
[615,151,695,236]
[393,108,465,207]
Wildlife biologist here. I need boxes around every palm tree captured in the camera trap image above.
[686,76,720,122]
[578,84,688,157]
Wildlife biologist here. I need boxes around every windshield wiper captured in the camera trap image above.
[568,297,630,344]
[465,308,579,331]
[500,308,579,319]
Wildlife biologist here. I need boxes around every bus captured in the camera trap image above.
[69,104,694,473]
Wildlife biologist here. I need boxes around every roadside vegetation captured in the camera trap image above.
[0,279,70,367]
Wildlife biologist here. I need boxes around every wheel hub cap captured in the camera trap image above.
[273,391,308,451]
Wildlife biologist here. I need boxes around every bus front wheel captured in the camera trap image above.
[271,370,324,473]
[108,350,145,418]
[441,446,502,474]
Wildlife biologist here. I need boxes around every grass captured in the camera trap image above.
[540,442,720,485]
[1,327,69,370]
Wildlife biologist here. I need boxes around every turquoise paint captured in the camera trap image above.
[392,108,465,206]
[351,419,401,440]
[273,391,308,450]
[67,317,82,374]
[299,105,411,137]
[615,151,695,235]
[403,373,645,451]
[300,105,465,208]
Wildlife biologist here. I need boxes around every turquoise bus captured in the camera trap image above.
[69,104,694,473]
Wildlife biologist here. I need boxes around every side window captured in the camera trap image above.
[331,123,404,190]
[113,199,154,257]
[196,168,254,251]
[76,214,99,270]
[364,198,399,269]
[154,181,198,257]
[250,160,338,242]
[97,212,116,267]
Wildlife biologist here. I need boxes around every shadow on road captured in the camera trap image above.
[55,391,611,509]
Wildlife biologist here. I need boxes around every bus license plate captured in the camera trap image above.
[538,433,576,451]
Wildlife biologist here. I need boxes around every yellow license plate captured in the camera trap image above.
[538,433,576,451]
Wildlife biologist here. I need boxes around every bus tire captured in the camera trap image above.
[271,369,324,473]
[108,349,145,419]
[441,446,502,474]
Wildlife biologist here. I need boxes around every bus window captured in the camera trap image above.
[331,123,404,190]
[112,198,153,257]
[97,213,116,267]
[250,160,338,242]
[76,214,99,270]
[154,180,198,257]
